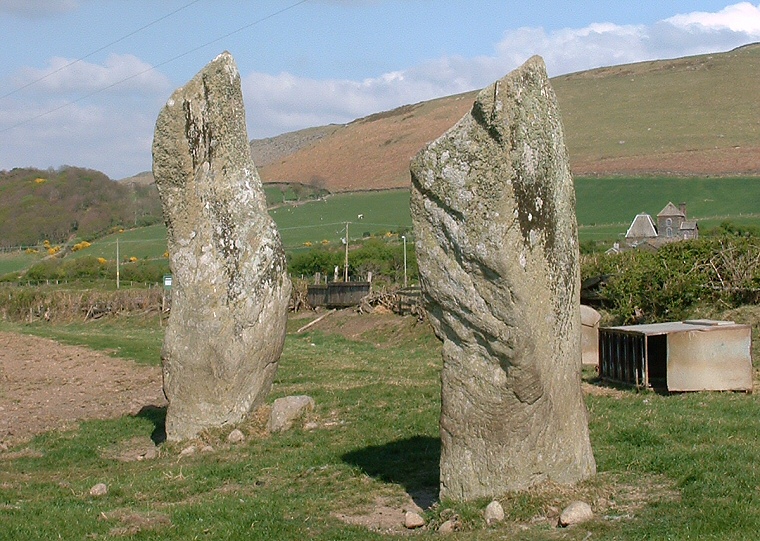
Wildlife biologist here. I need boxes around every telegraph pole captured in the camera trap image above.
[402,235,407,288]
[116,237,120,290]
[344,222,349,282]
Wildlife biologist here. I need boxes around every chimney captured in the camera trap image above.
[679,202,687,217]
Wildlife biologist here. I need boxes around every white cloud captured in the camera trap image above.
[15,54,171,95]
[0,53,170,178]
[667,2,760,33]
[0,97,157,178]
[0,0,79,17]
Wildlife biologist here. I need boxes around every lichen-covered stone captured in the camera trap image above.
[152,52,291,441]
[410,56,595,501]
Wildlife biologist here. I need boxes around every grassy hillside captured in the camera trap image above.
[554,43,760,176]
[258,44,760,192]
[0,167,163,249]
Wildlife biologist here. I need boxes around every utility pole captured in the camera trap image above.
[344,222,349,282]
[116,237,120,290]
[401,235,407,288]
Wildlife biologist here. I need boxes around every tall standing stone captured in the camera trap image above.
[411,56,595,501]
[152,52,291,441]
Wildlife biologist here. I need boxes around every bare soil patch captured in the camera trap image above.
[299,308,432,348]
[0,331,165,449]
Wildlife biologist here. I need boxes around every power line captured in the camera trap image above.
[0,0,203,101]
[0,0,310,134]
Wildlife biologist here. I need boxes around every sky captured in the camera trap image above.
[1,1,760,179]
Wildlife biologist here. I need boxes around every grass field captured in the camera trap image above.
[4,177,760,277]
[1,306,760,539]
[0,251,38,276]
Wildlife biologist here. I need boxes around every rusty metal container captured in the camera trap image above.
[599,320,752,392]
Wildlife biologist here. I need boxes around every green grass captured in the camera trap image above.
[272,189,412,249]
[4,177,760,277]
[0,251,38,276]
[574,177,760,226]
[554,44,760,162]
[2,311,760,539]
[70,224,169,262]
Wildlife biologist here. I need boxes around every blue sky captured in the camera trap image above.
[1,1,759,179]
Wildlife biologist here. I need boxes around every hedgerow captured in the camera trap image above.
[582,235,760,324]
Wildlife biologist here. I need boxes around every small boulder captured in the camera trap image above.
[89,483,108,497]
[268,395,315,433]
[484,500,505,524]
[558,501,593,527]
[179,445,196,457]
[200,445,215,453]
[227,429,245,444]
[437,519,456,533]
[404,511,425,529]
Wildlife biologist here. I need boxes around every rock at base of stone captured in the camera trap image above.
[152,51,291,441]
[484,500,505,524]
[410,55,596,501]
[268,395,315,433]
[227,429,245,444]
[558,501,593,527]
[437,519,456,534]
[404,511,425,529]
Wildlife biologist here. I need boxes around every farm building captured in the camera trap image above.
[609,202,699,253]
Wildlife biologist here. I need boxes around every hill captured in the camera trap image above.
[256,43,760,192]
[0,167,163,249]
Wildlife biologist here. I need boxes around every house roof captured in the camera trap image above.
[657,202,684,218]
[625,213,658,238]
[680,220,698,231]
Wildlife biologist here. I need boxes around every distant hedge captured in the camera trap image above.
[582,235,760,324]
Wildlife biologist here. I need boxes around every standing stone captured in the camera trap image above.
[152,52,291,441]
[410,56,595,501]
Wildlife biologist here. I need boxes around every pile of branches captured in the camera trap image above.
[357,286,425,320]
[289,280,312,313]
[0,287,164,323]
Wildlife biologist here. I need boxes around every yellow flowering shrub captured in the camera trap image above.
[71,241,91,252]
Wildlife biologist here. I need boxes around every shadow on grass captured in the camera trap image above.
[342,435,440,509]
[136,404,167,444]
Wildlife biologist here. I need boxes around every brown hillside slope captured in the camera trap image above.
[258,44,760,192]
[259,94,475,191]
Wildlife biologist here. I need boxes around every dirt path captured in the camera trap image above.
[0,331,166,449]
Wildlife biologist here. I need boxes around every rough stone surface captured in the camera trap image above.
[581,304,602,366]
[180,445,196,457]
[89,483,108,497]
[558,501,593,527]
[268,395,315,433]
[404,511,425,529]
[227,429,245,444]
[484,500,505,524]
[152,52,291,441]
[437,519,456,534]
[410,56,596,501]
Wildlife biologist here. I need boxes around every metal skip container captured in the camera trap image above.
[599,320,753,392]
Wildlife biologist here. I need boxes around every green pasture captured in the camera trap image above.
[271,189,412,249]
[73,224,169,261]
[0,251,38,276]
[4,177,760,276]
[574,176,760,227]
[1,304,760,539]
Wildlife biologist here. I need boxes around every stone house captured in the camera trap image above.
[616,202,698,251]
